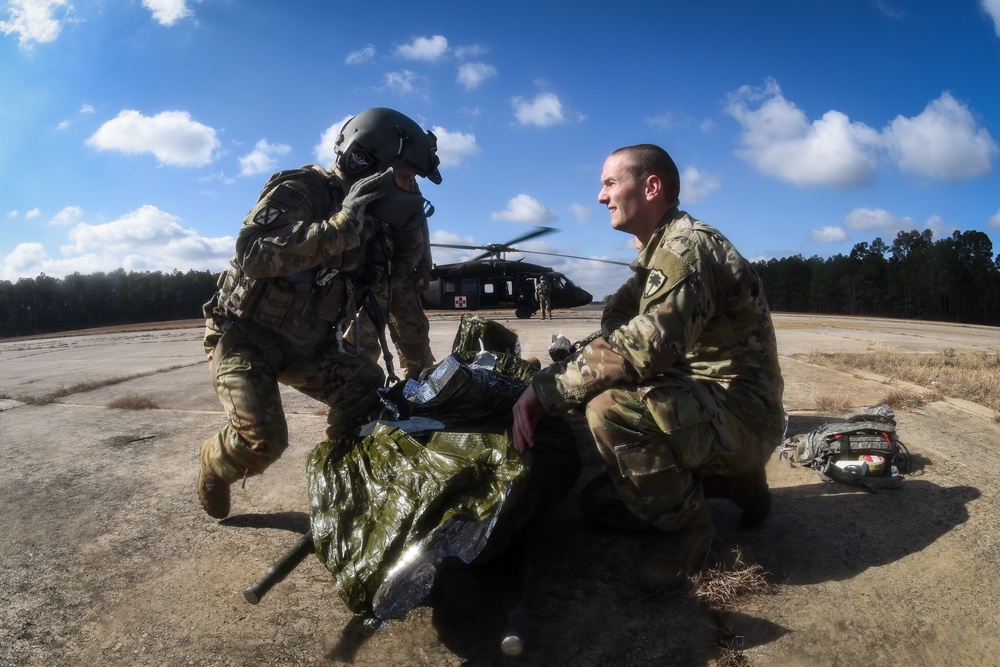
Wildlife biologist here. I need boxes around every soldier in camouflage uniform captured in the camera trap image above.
[534,276,552,319]
[198,108,442,520]
[512,144,784,588]
[345,214,435,379]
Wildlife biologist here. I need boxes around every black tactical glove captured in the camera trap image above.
[341,169,387,230]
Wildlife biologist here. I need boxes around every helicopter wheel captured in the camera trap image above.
[515,306,533,319]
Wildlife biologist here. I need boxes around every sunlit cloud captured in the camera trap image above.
[0,0,68,49]
[49,206,84,226]
[883,92,998,180]
[512,92,566,127]
[345,44,375,65]
[680,166,721,204]
[809,226,850,243]
[490,194,557,224]
[431,126,478,168]
[983,0,1000,37]
[395,35,448,62]
[726,78,880,188]
[727,80,997,188]
[384,69,419,96]
[990,208,1000,229]
[1,205,234,280]
[143,0,192,26]
[239,139,292,177]
[86,110,220,167]
[457,62,496,90]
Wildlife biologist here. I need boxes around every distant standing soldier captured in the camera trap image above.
[198,107,442,519]
[513,144,785,589]
[535,276,553,319]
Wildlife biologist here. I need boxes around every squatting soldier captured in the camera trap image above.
[513,144,785,589]
[535,276,552,319]
[198,107,442,519]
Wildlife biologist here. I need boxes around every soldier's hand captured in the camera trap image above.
[512,385,545,453]
[341,170,387,229]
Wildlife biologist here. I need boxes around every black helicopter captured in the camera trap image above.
[420,227,629,319]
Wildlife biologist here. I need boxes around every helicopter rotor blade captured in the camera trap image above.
[503,249,631,266]
[503,226,557,248]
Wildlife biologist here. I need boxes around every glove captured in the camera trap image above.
[341,170,387,229]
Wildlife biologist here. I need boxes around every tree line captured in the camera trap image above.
[0,268,218,338]
[752,228,1000,326]
[2,228,999,339]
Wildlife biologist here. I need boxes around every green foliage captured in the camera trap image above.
[0,269,219,338]
[754,229,1000,325]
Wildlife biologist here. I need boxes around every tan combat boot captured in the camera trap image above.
[637,503,715,590]
[198,437,231,519]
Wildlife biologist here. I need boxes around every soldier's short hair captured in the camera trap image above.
[611,144,680,206]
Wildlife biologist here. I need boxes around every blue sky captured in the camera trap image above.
[2,0,999,300]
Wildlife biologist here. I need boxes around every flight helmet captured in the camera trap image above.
[334,107,442,185]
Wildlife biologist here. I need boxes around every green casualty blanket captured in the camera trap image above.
[306,315,580,621]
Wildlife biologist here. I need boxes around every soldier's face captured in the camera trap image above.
[599,154,646,236]
[393,163,418,190]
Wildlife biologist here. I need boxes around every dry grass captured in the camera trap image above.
[797,345,1000,416]
[692,548,772,610]
[813,392,853,414]
[106,393,158,410]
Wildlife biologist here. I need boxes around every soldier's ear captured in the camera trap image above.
[644,174,663,201]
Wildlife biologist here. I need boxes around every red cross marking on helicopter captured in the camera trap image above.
[454,296,467,308]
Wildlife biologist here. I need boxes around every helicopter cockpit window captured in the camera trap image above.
[554,275,569,289]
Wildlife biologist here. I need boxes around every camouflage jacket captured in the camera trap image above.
[205,164,429,350]
[532,208,784,427]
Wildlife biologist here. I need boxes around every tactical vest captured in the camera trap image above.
[212,166,389,350]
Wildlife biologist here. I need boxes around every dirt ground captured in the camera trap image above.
[1,311,999,666]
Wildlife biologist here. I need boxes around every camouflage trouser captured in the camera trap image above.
[346,280,434,380]
[203,325,385,484]
[582,370,774,532]
[537,296,550,319]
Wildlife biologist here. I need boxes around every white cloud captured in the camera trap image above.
[645,113,678,130]
[384,69,418,96]
[842,207,923,238]
[0,0,67,49]
[810,226,850,243]
[50,206,83,226]
[58,119,71,130]
[989,208,1000,229]
[726,79,881,188]
[883,92,998,181]
[80,103,94,114]
[727,80,998,188]
[431,126,478,168]
[680,166,721,204]
[568,203,593,223]
[512,93,566,127]
[983,0,1000,37]
[7,210,17,218]
[490,194,557,224]
[345,44,375,65]
[143,0,191,26]
[26,208,41,218]
[239,139,292,177]
[457,62,497,90]
[1,205,235,280]
[86,110,220,167]
[315,115,353,167]
[395,35,448,61]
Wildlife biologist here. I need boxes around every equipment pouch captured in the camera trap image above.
[255,280,296,328]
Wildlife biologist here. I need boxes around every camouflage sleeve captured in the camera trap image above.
[533,241,715,414]
[236,178,361,279]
